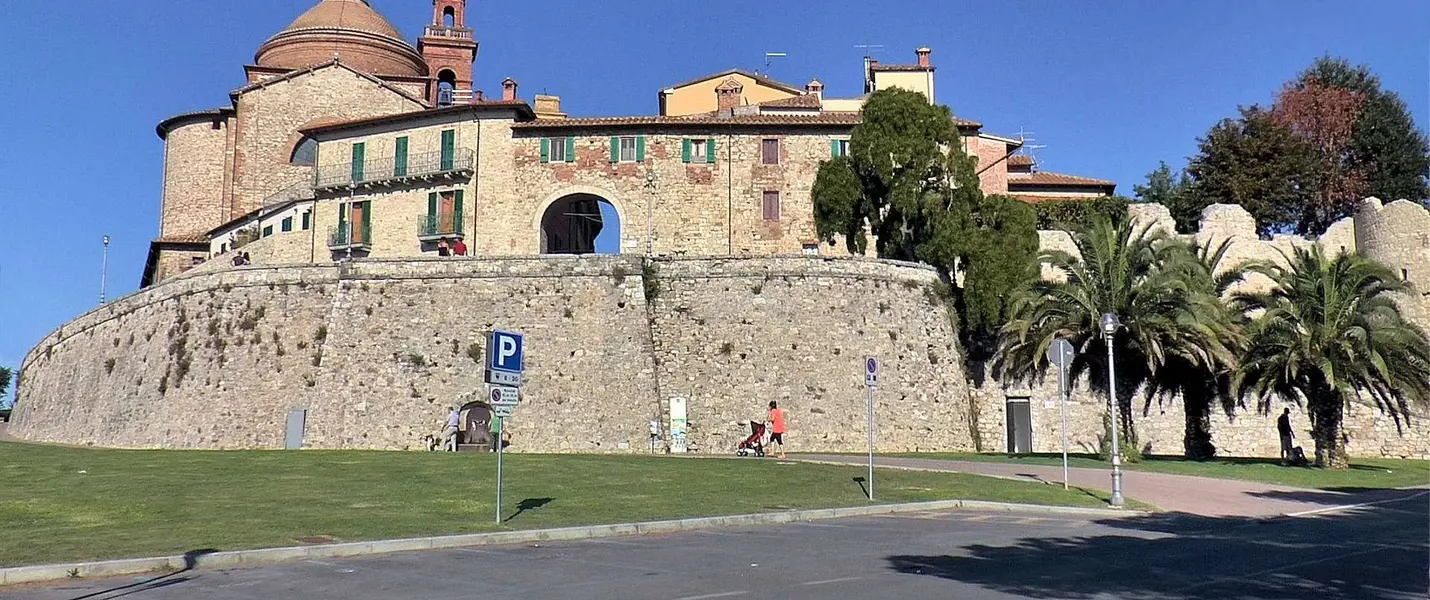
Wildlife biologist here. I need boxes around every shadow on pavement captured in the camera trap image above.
[1245,487,1428,507]
[886,490,1429,600]
[65,549,216,600]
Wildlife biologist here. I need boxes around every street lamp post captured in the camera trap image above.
[1100,312,1125,508]
[100,235,111,305]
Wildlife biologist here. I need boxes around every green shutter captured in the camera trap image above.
[636,136,645,162]
[361,201,372,237]
[540,138,549,163]
[682,139,691,163]
[707,139,717,164]
[350,142,365,182]
[395,137,409,176]
[440,129,455,170]
[831,139,840,157]
[454,190,464,234]
[428,192,438,218]
[609,137,619,162]
[301,212,310,230]
[338,204,347,230]
[282,217,293,232]
[565,136,576,162]
[262,225,273,237]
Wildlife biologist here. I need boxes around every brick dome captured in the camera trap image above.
[255,0,428,78]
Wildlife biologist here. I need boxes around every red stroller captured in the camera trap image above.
[736,421,767,457]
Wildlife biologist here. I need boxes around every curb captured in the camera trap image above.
[0,499,1134,586]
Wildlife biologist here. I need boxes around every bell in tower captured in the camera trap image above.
[420,0,479,106]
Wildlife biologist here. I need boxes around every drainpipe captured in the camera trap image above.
[727,126,734,255]
[474,119,482,250]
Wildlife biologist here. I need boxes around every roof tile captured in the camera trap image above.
[1009,171,1116,187]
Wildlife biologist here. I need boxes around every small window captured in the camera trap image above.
[762,191,780,221]
[1404,269,1411,281]
[802,243,819,256]
[691,139,707,162]
[443,6,456,27]
[832,139,849,157]
[620,136,638,162]
[302,212,311,231]
[761,139,780,165]
[550,137,567,162]
[281,217,293,233]
[290,136,318,166]
[262,225,274,238]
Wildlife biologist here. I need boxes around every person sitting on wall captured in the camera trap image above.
[232,252,245,267]
[437,239,451,257]
[242,252,251,265]
[452,238,467,257]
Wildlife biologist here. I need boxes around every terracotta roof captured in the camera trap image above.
[254,0,427,77]
[279,0,405,39]
[759,94,822,109]
[232,59,429,107]
[1007,155,1034,168]
[156,108,234,140]
[1007,195,1109,204]
[511,113,862,130]
[154,234,211,244]
[954,117,982,129]
[663,69,805,95]
[1008,171,1116,187]
[870,64,934,72]
[302,100,535,136]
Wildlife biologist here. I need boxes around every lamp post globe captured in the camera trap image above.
[1100,312,1120,334]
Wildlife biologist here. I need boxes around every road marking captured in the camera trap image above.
[587,538,646,546]
[454,547,507,556]
[794,522,853,528]
[1284,490,1429,517]
[673,591,748,600]
[799,576,862,586]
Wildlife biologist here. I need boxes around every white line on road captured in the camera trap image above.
[799,576,862,586]
[1284,490,1429,517]
[673,591,748,600]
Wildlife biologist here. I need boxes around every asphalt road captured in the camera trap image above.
[6,492,1426,600]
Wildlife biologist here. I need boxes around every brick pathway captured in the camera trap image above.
[799,454,1424,517]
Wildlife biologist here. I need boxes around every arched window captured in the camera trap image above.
[443,7,456,27]
[290,136,318,166]
[437,70,458,106]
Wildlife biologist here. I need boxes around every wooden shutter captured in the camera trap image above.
[440,129,456,169]
[763,191,780,221]
[682,139,691,163]
[540,138,550,163]
[454,189,465,235]
[282,217,293,232]
[565,136,576,162]
[350,142,365,182]
[706,139,717,164]
[395,136,409,175]
[301,212,310,230]
[636,136,645,162]
[831,139,840,157]
[609,137,619,162]
[361,201,372,241]
[428,192,438,218]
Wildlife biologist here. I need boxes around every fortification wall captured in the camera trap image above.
[11,256,969,453]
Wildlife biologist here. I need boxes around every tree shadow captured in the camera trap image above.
[885,492,1428,599]
[503,497,554,523]
[1245,487,1428,507]
[66,549,216,600]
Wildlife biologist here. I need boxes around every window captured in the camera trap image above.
[761,139,780,164]
[831,139,849,158]
[301,212,311,231]
[443,6,455,27]
[620,136,638,162]
[762,191,780,221]
[802,243,819,257]
[394,137,410,177]
[440,129,456,170]
[290,136,318,166]
[542,137,575,163]
[262,225,273,238]
[1404,269,1411,281]
[683,138,715,164]
[281,217,293,233]
[350,142,366,182]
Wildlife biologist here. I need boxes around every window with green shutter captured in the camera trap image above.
[682,139,692,163]
[540,138,550,163]
[301,212,311,231]
[609,137,620,162]
[263,225,273,237]
[565,137,576,163]
[440,129,455,170]
[350,142,365,182]
[831,139,849,157]
[395,137,409,176]
[281,217,293,233]
[636,135,645,162]
[454,190,464,233]
[706,138,716,164]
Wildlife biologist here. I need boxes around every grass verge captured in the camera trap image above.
[888,452,1430,490]
[0,442,1115,567]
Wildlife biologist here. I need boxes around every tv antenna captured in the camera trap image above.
[853,44,885,58]
[1016,126,1047,168]
[761,52,787,75]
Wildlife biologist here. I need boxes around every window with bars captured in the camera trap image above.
[762,191,780,221]
[761,139,780,164]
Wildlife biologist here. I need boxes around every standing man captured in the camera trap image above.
[767,401,787,459]
[1277,408,1294,463]
[442,407,461,452]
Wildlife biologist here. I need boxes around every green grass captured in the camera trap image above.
[889,452,1430,490]
[0,442,1117,567]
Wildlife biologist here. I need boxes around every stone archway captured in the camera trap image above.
[458,401,493,447]
[538,191,623,254]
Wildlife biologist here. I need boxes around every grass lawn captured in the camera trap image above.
[889,452,1430,490]
[0,442,1117,567]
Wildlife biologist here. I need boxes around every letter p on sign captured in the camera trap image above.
[487,330,524,374]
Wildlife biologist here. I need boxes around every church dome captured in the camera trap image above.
[255,0,428,78]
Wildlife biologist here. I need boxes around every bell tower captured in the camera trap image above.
[419,0,479,106]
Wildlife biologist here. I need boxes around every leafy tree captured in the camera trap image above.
[0,367,11,411]
[1233,248,1430,469]
[1184,107,1318,236]
[1133,162,1202,234]
[813,88,1039,359]
[994,215,1237,453]
[1032,196,1130,232]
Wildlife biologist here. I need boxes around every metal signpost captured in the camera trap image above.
[485,330,524,524]
[1046,338,1076,490]
[864,356,878,501]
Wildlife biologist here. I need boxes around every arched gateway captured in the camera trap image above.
[539,192,621,254]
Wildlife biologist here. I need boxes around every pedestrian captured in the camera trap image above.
[231,252,245,267]
[437,239,450,257]
[442,406,461,451]
[767,401,787,459]
[452,237,468,257]
[241,252,251,265]
[1277,408,1294,463]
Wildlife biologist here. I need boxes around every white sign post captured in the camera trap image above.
[864,356,878,501]
[1046,338,1076,491]
[485,330,524,524]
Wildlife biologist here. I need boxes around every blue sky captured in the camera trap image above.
[0,0,1426,405]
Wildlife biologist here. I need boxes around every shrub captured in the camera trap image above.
[405,352,428,368]
[718,342,734,355]
[466,343,482,364]
[314,325,328,344]
[641,260,661,302]
[104,358,116,374]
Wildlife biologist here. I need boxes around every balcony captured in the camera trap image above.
[328,223,372,251]
[313,149,475,191]
[418,212,465,241]
[424,26,474,40]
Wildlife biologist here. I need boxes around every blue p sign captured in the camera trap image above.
[488,330,524,374]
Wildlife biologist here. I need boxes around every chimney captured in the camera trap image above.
[473,90,484,102]
[805,79,824,99]
[715,78,744,116]
[533,94,566,119]
[501,77,518,101]
[915,47,931,68]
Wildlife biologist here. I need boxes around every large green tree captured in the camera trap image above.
[812,88,1039,359]
[1184,107,1319,236]
[1233,248,1430,469]
[994,215,1238,455]
[0,366,11,410]
[1133,162,1201,234]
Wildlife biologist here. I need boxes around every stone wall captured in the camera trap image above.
[160,119,230,240]
[12,256,969,454]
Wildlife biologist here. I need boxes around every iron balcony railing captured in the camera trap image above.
[418,212,465,240]
[328,223,373,250]
[313,148,475,190]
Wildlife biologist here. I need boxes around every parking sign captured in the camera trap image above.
[485,330,524,386]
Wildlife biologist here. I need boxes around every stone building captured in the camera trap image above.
[143,0,1116,283]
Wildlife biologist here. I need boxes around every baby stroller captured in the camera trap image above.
[736,421,767,457]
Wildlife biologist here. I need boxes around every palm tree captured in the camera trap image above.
[1233,246,1430,469]
[994,216,1239,456]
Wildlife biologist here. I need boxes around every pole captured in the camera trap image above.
[1059,363,1069,491]
[866,385,875,501]
[495,415,504,523]
[1104,335,1124,508]
[100,236,110,305]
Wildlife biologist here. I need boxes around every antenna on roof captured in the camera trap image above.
[761,52,787,76]
[1016,126,1047,169]
[853,44,885,58]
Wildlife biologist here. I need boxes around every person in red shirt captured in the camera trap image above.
[767,401,787,459]
[452,238,468,257]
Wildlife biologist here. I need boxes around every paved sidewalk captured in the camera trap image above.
[799,454,1423,517]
